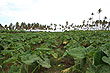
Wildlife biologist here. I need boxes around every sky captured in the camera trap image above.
[0,0,110,26]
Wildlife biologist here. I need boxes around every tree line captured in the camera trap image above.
[0,8,110,32]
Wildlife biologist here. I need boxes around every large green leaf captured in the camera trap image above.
[3,55,18,64]
[102,56,110,65]
[101,42,110,57]
[99,65,110,73]
[1,50,15,55]
[21,54,39,65]
[37,55,51,68]
[67,47,86,60]
[21,54,51,68]
[94,51,104,66]
[86,67,95,73]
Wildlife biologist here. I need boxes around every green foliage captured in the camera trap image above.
[94,51,104,66]
[102,56,110,65]
[98,65,110,73]
[0,31,110,73]
[67,47,86,60]
[8,65,22,73]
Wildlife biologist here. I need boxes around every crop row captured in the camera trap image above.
[0,31,110,73]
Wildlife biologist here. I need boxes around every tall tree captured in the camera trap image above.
[103,16,108,30]
[97,8,102,29]
[5,25,8,30]
[65,21,68,28]
[89,17,92,24]
[32,23,36,30]
[27,23,31,30]
[91,13,94,25]
[9,23,13,30]
[54,24,57,30]
[106,21,110,30]
[21,22,25,30]
[98,8,102,23]
[15,22,20,30]
[0,24,4,29]
[82,20,85,25]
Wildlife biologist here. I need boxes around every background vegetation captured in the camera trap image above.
[0,8,110,32]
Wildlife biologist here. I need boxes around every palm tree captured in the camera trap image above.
[65,21,68,28]
[82,20,85,25]
[27,23,31,30]
[21,22,27,30]
[88,18,92,30]
[104,16,107,20]
[0,24,4,30]
[34,23,38,30]
[86,21,89,30]
[47,26,51,30]
[98,8,102,23]
[70,23,74,27]
[31,23,36,30]
[103,16,108,30]
[15,22,20,30]
[36,23,40,29]
[50,23,53,26]
[12,25,15,30]
[20,22,24,30]
[91,13,94,17]
[61,25,64,31]
[50,23,53,30]
[67,26,70,31]
[5,25,8,30]
[44,25,46,30]
[106,21,110,30]
[59,24,61,26]
[98,8,102,28]
[95,20,99,27]
[54,24,57,31]
[89,17,92,24]
[66,21,68,26]
[9,23,13,30]
[91,13,94,25]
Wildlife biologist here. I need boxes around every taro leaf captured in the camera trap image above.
[101,42,110,57]
[21,54,39,65]
[46,51,58,58]
[64,40,78,49]
[3,55,18,64]
[0,65,2,68]
[102,56,110,65]
[37,55,51,68]
[0,55,5,63]
[86,67,95,73]
[0,44,4,50]
[21,51,51,68]
[10,43,24,50]
[8,65,21,73]
[30,38,42,44]
[62,50,68,58]
[85,46,97,57]
[1,50,15,55]
[51,52,58,58]
[99,64,110,73]
[94,51,104,66]
[67,47,86,60]
[103,49,110,57]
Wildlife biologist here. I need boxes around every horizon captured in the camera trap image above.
[0,0,110,26]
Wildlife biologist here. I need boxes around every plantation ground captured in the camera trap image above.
[0,30,110,73]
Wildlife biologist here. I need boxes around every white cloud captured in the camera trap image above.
[0,0,110,25]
